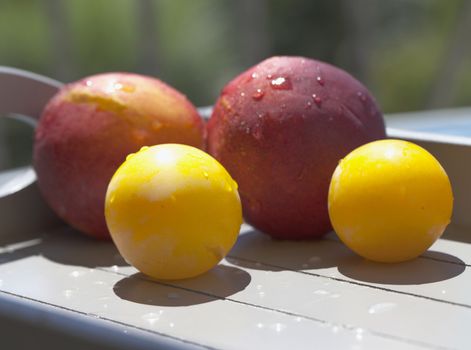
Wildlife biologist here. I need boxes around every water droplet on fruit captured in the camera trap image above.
[253,127,263,140]
[357,91,367,102]
[248,199,262,214]
[266,74,273,80]
[270,76,292,90]
[115,82,136,93]
[140,146,149,152]
[240,92,246,97]
[203,171,209,179]
[110,265,119,272]
[305,101,313,109]
[252,89,265,101]
[167,292,180,299]
[251,72,259,79]
[132,129,148,142]
[85,80,93,87]
[316,76,325,86]
[368,302,397,314]
[312,94,322,107]
[151,120,162,131]
[384,147,396,159]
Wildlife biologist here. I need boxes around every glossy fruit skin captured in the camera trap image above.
[207,56,386,239]
[34,73,205,239]
[328,139,453,263]
[105,144,242,280]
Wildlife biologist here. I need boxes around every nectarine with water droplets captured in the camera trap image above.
[34,73,205,239]
[207,56,386,239]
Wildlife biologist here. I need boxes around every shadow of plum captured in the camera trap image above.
[113,264,251,307]
[337,250,466,285]
[227,229,353,271]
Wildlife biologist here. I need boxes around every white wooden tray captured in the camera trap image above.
[0,67,470,350]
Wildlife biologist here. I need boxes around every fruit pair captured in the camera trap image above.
[33,72,241,280]
[35,57,385,242]
[206,56,452,264]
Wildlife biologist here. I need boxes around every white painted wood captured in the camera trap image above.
[1,226,455,350]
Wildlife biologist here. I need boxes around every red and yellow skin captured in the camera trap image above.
[34,73,205,239]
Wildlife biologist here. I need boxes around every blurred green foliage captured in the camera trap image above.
[0,0,470,112]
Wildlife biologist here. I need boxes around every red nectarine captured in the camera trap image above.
[207,56,386,239]
[34,73,205,239]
